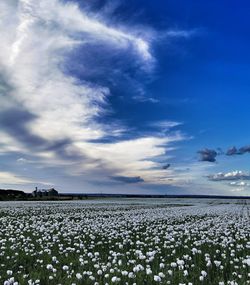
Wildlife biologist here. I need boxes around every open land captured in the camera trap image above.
[0,198,249,285]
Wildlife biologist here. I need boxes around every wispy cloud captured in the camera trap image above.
[0,170,51,187]
[74,133,185,182]
[132,95,159,103]
[164,29,198,39]
[0,0,192,188]
[150,120,182,130]
[0,171,32,185]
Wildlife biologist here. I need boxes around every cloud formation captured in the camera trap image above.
[111,176,144,183]
[0,171,32,185]
[226,145,250,156]
[150,120,182,130]
[207,170,250,181]
[0,0,191,188]
[198,148,217,162]
[229,181,250,187]
[201,144,250,160]
[162,164,171,170]
[226,146,238,156]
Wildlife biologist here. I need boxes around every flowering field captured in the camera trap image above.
[0,199,249,285]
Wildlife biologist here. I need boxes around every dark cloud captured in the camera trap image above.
[226,145,250,156]
[0,108,47,148]
[0,107,86,162]
[0,74,13,98]
[207,171,250,181]
[238,145,250,154]
[46,139,72,152]
[45,138,85,161]
[199,144,250,162]
[67,33,153,106]
[162,163,170,169]
[111,175,144,183]
[226,146,238,156]
[198,148,217,162]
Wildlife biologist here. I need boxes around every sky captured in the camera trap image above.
[1,0,250,195]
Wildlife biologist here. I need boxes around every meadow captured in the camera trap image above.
[0,199,249,285]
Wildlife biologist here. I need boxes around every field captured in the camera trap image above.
[0,199,249,285]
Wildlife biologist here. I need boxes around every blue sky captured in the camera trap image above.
[1,0,250,195]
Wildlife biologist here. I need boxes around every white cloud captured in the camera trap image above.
[164,162,216,187]
[0,0,190,187]
[17,157,29,163]
[150,120,182,129]
[0,0,154,143]
[231,187,245,193]
[229,181,250,187]
[73,132,185,182]
[0,131,25,154]
[164,29,197,38]
[0,170,53,187]
[132,95,159,103]
[0,171,32,185]
[208,170,250,181]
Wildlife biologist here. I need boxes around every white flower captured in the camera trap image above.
[243,259,250,266]
[184,270,188,276]
[128,272,135,278]
[159,263,165,269]
[62,265,69,271]
[214,260,221,267]
[154,275,161,282]
[46,264,53,270]
[201,271,207,277]
[206,260,211,267]
[171,262,177,268]
[76,273,82,279]
[177,260,185,266]
[159,272,165,278]
[111,276,120,283]
[7,270,13,276]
